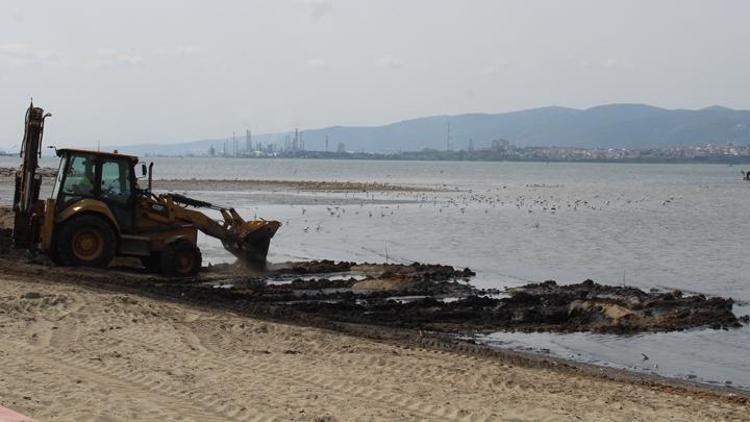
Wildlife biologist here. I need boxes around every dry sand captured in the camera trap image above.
[1,274,748,421]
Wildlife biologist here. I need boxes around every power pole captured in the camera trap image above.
[325,135,329,153]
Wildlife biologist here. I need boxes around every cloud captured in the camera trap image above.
[152,45,202,57]
[306,57,327,68]
[0,43,63,66]
[580,58,634,71]
[480,59,509,75]
[375,54,402,69]
[86,48,143,68]
[602,58,634,70]
[302,0,332,21]
[11,7,24,23]
[174,45,201,55]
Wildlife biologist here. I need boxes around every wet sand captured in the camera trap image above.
[1,268,748,421]
[155,178,444,193]
[0,168,443,193]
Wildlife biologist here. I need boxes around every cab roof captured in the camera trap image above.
[56,148,139,163]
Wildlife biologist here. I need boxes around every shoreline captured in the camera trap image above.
[0,256,747,405]
[1,173,749,418]
[0,170,447,193]
[152,178,447,193]
[1,264,748,420]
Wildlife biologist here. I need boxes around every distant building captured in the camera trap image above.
[337,142,346,153]
[491,139,511,151]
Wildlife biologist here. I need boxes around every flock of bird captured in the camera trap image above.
[279,184,685,233]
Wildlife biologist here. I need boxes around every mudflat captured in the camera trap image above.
[0,168,442,193]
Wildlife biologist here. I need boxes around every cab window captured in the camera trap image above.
[60,154,96,198]
[51,154,66,200]
[100,159,132,202]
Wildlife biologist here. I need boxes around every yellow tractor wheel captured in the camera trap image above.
[160,240,202,277]
[56,215,115,268]
[140,253,161,273]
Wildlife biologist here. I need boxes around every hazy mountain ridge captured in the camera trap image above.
[115,104,750,156]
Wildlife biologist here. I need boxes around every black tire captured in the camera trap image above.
[0,229,10,254]
[56,215,116,268]
[140,253,161,273]
[49,248,64,266]
[160,240,202,277]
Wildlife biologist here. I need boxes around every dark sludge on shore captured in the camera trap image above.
[0,235,745,335]
[200,260,746,334]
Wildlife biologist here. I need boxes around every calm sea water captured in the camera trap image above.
[2,156,750,389]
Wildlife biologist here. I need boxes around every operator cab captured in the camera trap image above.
[52,149,140,231]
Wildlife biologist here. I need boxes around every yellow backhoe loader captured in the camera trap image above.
[12,102,280,276]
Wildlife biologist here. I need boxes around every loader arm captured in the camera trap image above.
[172,206,230,240]
[158,193,281,264]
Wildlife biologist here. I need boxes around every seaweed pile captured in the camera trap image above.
[207,260,478,301]
[0,250,744,334]
[284,278,744,334]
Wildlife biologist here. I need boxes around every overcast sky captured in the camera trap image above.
[1,0,748,148]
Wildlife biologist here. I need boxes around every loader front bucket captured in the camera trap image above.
[222,220,281,267]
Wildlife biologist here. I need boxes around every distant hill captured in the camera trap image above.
[115,104,750,156]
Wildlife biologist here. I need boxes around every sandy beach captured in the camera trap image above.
[4,1,750,419]
[0,268,748,421]
[1,169,749,420]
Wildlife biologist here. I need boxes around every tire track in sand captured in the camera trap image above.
[5,339,278,421]
[0,284,279,422]
[183,319,543,416]
[3,340,231,421]
[113,320,492,421]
